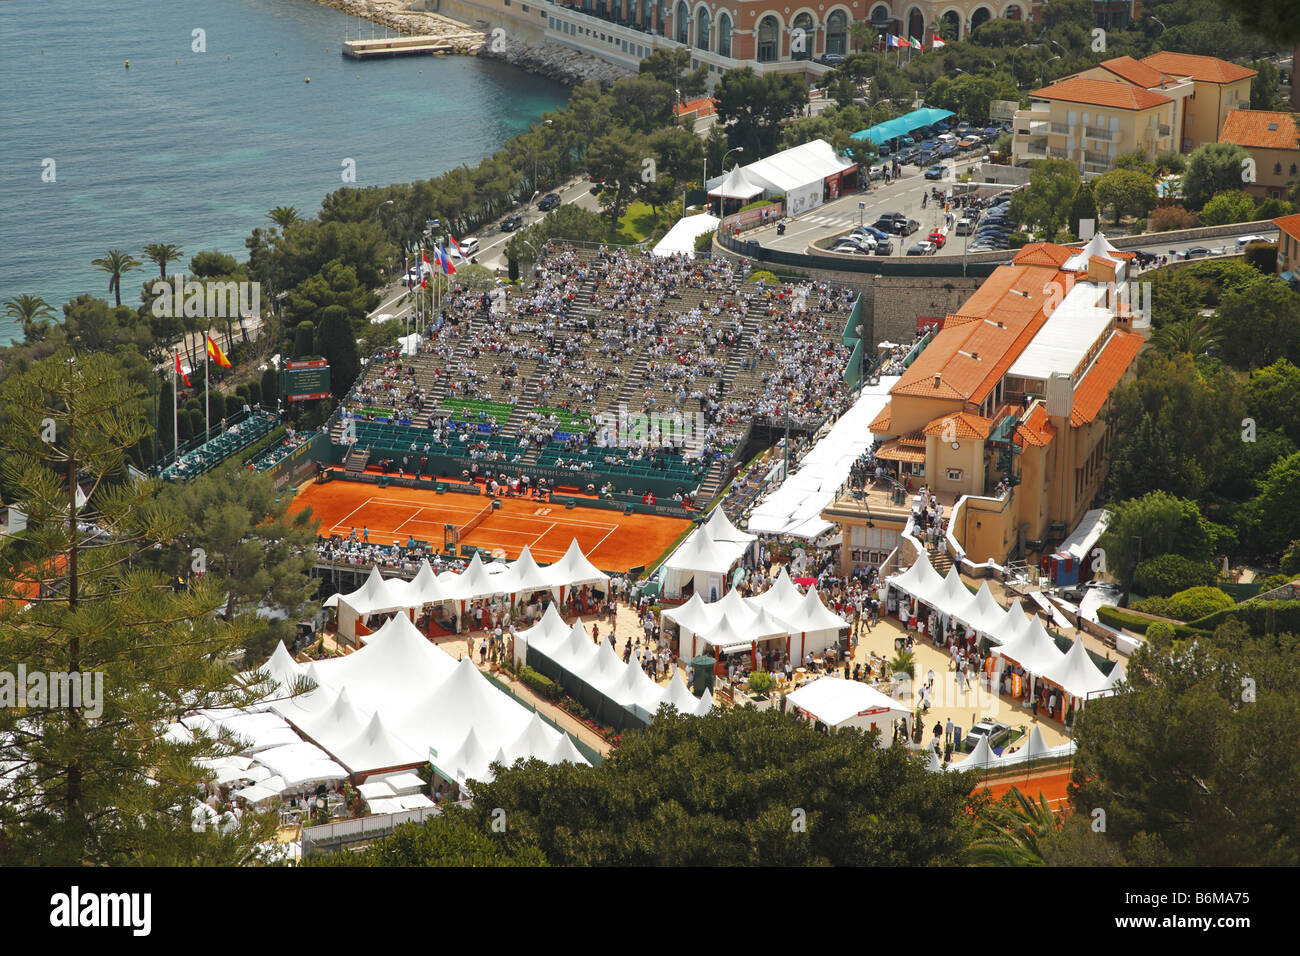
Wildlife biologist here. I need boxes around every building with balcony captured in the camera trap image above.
[823,234,1145,570]
[1012,52,1255,173]
[1219,110,1300,201]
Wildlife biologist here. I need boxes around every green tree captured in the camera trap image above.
[1068,182,1099,236]
[1183,142,1252,208]
[1242,451,1300,553]
[1245,358,1300,446]
[715,68,810,157]
[1247,59,1287,111]
[261,365,280,409]
[90,249,141,309]
[1092,168,1158,225]
[0,351,278,864]
[1199,189,1257,226]
[1070,619,1300,865]
[315,305,361,403]
[1113,152,1157,177]
[189,250,240,279]
[268,206,300,229]
[156,464,320,659]
[1212,0,1300,44]
[142,243,184,279]
[1213,275,1300,370]
[966,788,1062,866]
[1134,554,1219,597]
[449,706,978,866]
[1009,159,1080,239]
[1098,490,1226,590]
[586,133,647,231]
[608,74,677,135]
[3,294,57,344]
[309,806,548,866]
[638,47,691,89]
[1149,316,1221,357]
[293,320,316,359]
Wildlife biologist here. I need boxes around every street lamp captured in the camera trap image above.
[1147,16,1166,36]
[1042,55,1061,87]
[705,146,744,215]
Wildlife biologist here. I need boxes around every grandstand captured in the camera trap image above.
[160,409,280,481]
[332,243,860,506]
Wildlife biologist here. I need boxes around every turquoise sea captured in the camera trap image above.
[0,0,570,342]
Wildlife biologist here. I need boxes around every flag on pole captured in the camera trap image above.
[174,351,191,387]
[886,34,901,48]
[909,36,923,50]
[421,250,431,289]
[205,335,232,369]
[437,244,456,276]
[447,235,467,261]
[931,34,946,49]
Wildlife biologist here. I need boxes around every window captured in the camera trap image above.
[791,13,813,61]
[1276,162,1284,175]
[522,4,529,11]
[718,12,732,57]
[826,10,846,56]
[1291,164,1298,175]
[675,0,689,43]
[696,6,710,50]
[946,468,963,482]
[757,15,779,62]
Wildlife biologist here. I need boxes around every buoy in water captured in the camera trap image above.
[124,60,130,68]
[305,77,311,83]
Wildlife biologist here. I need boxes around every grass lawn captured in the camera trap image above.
[610,202,659,244]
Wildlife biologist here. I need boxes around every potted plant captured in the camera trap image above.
[747,670,776,700]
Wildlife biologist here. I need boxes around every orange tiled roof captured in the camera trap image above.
[922,412,992,440]
[875,433,927,464]
[1276,213,1300,242]
[1015,404,1057,448]
[1013,242,1078,267]
[891,263,1072,404]
[1219,110,1300,151]
[1069,331,1144,427]
[1098,55,1178,89]
[1031,77,1172,111]
[1142,51,1256,85]
[869,403,895,434]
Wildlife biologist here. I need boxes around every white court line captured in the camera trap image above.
[390,507,425,535]
[529,522,558,550]
[329,496,378,535]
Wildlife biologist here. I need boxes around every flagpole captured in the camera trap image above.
[204,338,210,444]
[173,354,179,460]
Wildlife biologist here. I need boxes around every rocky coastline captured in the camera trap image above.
[310,0,632,87]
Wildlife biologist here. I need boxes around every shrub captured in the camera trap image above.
[1189,598,1300,634]
[1149,205,1198,232]
[1131,595,1172,617]
[1097,604,1208,638]
[749,269,781,285]
[694,229,716,254]
[1199,190,1257,226]
[747,671,775,696]
[1133,554,1218,597]
[1242,242,1278,274]
[1144,621,1176,646]
[1164,585,1234,622]
[890,649,915,678]
[519,665,560,701]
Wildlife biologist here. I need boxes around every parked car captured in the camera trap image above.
[966,720,1013,751]
[957,136,980,149]
[924,164,947,180]
[917,150,938,166]
[537,193,560,211]
[928,230,947,248]
[873,212,906,227]
[877,143,892,157]
[1132,249,1158,265]
[938,143,957,157]
[820,53,845,65]
[1235,234,1273,250]
[854,225,892,241]
[935,121,951,132]
[874,238,894,255]
[955,217,976,235]
[1182,245,1213,259]
[868,163,888,180]
[501,214,523,231]
[907,240,937,256]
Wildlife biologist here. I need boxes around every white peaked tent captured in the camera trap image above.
[583,639,629,693]
[328,566,410,640]
[748,566,804,613]
[952,733,999,771]
[502,712,559,767]
[705,507,757,547]
[546,539,610,597]
[241,642,313,704]
[953,580,1008,638]
[498,545,556,602]
[333,712,424,776]
[1040,636,1124,700]
[251,741,348,788]
[619,661,672,722]
[662,524,744,600]
[306,612,457,715]
[442,552,500,603]
[996,726,1077,768]
[512,602,571,666]
[995,598,1034,647]
[549,619,601,675]
[788,586,851,640]
[936,567,971,608]
[786,676,910,739]
[662,670,706,715]
[293,687,368,753]
[391,658,526,762]
[551,732,588,765]
[404,559,450,608]
[697,687,715,714]
[661,592,721,638]
[708,164,764,202]
[435,726,497,784]
[995,617,1066,677]
[887,551,946,608]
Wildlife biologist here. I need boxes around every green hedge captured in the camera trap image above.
[1097,604,1207,639]
[240,425,287,466]
[519,664,561,701]
[1188,599,1300,635]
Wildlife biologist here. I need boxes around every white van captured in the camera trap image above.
[459,237,480,257]
[937,132,958,146]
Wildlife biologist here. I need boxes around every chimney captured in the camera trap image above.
[933,373,942,389]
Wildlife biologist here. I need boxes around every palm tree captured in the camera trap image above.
[966,787,1062,866]
[3,294,56,343]
[90,249,141,308]
[142,243,184,279]
[268,206,300,230]
[1151,316,1221,357]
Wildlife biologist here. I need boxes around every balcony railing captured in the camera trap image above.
[1083,127,1113,141]
[1050,123,1069,136]
[1023,143,1048,156]
[1157,124,1171,137]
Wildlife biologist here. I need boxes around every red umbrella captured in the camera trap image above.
[794,577,816,586]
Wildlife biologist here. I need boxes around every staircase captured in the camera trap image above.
[344,446,371,474]
[695,458,730,504]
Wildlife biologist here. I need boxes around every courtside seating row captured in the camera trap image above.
[161,413,278,481]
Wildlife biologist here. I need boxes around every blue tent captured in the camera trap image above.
[851,107,956,145]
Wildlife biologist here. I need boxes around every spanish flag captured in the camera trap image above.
[205,334,231,368]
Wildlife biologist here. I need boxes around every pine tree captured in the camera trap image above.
[0,351,279,864]
[315,305,361,403]
[1068,182,1098,237]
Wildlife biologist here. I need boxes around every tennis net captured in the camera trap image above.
[458,501,494,541]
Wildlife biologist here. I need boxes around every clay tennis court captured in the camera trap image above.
[288,477,692,572]
[977,768,1074,813]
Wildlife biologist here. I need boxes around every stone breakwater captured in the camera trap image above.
[311,0,632,86]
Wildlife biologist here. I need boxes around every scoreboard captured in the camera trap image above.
[284,359,331,402]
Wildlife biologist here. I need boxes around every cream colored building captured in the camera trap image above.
[1013,52,1256,172]
[822,235,1144,571]
[1276,213,1300,282]
[1219,110,1300,201]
